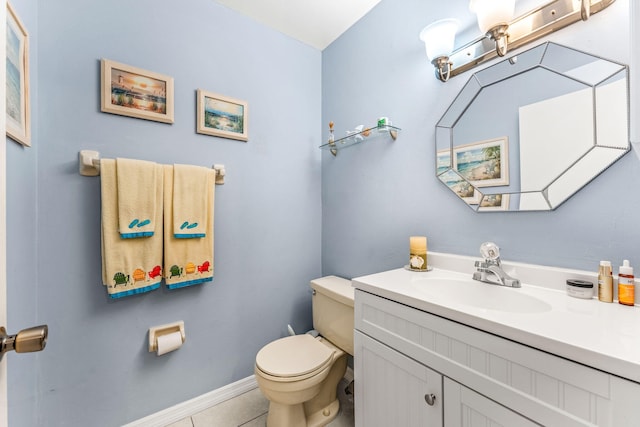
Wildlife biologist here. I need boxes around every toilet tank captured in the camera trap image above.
[310,276,354,356]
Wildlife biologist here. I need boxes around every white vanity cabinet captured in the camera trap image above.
[355,330,443,426]
[355,330,536,427]
[354,289,640,427]
[443,378,539,426]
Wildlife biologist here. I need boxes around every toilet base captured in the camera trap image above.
[306,398,340,427]
[266,400,306,427]
[266,398,339,427]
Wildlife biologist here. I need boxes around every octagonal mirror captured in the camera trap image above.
[436,42,629,212]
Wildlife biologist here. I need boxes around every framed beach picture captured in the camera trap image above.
[478,193,510,211]
[436,149,451,176]
[6,2,30,146]
[197,89,248,141]
[453,137,509,187]
[100,59,174,124]
[439,169,481,205]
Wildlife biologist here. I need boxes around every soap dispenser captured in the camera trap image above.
[618,260,635,306]
[598,261,613,303]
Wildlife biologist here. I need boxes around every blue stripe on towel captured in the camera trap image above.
[167,277,213,290]
[120,232,154,239]
[173,233,206,239]
[109,282,161,299]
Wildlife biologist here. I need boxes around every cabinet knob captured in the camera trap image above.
[424,393,436,406]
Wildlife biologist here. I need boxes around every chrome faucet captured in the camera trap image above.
[472,242,521,288]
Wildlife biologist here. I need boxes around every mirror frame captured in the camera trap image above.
[436,42,630,212]
[631,0,640,147]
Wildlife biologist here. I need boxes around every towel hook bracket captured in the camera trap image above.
[213,164,225,185]
[79,150,100,176]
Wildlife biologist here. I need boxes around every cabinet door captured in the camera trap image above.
[444,378,541,427]
[355,330,443,427]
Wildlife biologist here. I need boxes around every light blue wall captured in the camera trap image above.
[321,0,640,278]
[6,0,38,425]
[8,0,321,425]
[7,0,639,425]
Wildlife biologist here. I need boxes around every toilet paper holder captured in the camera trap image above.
[148,321,185,353]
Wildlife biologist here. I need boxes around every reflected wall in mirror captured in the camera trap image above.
[436,42,629,212]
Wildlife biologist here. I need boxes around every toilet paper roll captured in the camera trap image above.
[156,331,183,356]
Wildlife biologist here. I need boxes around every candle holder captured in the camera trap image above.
[407,236,432,271]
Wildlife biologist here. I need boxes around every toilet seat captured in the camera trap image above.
[256,334,335,380]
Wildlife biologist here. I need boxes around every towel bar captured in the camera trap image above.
[78,150,226,184]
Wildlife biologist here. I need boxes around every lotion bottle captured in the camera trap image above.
[598,261,613,303]
[618,260,635,306]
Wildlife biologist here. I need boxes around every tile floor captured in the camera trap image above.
[167,377,354,427]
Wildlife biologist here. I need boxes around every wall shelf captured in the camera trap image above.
[319,125,400,156]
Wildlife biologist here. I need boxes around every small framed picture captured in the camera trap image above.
[439,169,481,205]
[6,2,30,146]
[197,89,248,141]
[100,59,174,124]
[453,137,509,187]
[478,193,510,211]
[436,149,451,176]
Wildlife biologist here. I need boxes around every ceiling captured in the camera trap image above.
[212,0,383,50]
[212,1,546,51]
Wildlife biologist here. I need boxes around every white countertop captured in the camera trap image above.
[352,254,640,383]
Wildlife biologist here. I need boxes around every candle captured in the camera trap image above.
[409,236,428,270]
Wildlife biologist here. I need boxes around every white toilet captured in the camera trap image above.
[254,276,354,427]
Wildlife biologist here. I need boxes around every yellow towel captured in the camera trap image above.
[172,164,210,238]
[116,158,159,238]
[101,159,164,298]
[163,164,215,289]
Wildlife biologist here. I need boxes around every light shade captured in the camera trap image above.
[419,19,460,61]
[470,0,515,33]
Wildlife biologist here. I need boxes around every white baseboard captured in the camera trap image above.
[124,375,258,427]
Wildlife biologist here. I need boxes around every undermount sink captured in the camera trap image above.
[411,275,552,313]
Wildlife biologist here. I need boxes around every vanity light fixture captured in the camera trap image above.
[469,0,515,57]
[420,0,617,82]
[419,19,460,82]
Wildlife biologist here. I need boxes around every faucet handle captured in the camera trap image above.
[479,242,500,261]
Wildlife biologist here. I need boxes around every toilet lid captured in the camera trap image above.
[256,334,335,378]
